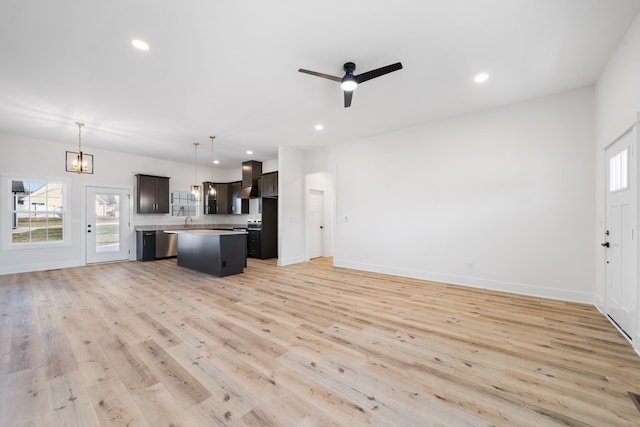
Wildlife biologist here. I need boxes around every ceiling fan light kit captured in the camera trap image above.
[299,61,403,107]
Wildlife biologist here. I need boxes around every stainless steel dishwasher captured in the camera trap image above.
[155,231,178,258]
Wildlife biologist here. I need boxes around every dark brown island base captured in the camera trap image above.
[168,229,248,277]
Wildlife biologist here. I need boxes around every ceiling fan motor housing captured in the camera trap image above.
[343,62,356,74]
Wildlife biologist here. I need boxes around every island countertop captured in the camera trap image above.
[166,229,247,236]
[135,224,247,231]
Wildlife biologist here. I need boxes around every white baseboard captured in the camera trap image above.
[0,259,84,275]
[334,259,595,305]
[277,255,306,266]
[593,294,604,313]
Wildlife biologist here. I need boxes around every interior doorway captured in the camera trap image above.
[603,123,637,340]
[305,171,334,261]
[308,189,325,259]
[86,186,131,264]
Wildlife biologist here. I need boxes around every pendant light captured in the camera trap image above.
[208,135,216,196]
[191,142,200,199]
[65,121,94,174]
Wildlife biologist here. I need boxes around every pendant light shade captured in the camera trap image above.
[208,135,216,196]
[191,142,200,199]
[65,121,94,174]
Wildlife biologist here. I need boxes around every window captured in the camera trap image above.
[11,180,65,244]
[171,190,200,217]
[609,148,629,192]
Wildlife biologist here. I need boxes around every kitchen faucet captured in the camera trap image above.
[184,215,193,228]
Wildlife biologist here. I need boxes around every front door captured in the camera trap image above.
[604,124,637,339]
[86,187,131,264]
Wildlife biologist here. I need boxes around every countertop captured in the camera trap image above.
[135,224,247,231]
[165,229,248,236]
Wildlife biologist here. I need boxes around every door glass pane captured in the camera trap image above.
[609,148,628,192]
[95,193,120,252]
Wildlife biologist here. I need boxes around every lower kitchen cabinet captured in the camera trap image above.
[136,230,156,261]
[247,229,261,258]
[136,230,177,261]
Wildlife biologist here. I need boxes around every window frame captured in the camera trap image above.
[4,175,71,250]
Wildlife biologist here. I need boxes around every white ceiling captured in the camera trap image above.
[1,0,639,168]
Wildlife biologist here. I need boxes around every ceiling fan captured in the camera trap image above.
[298,61,403,108]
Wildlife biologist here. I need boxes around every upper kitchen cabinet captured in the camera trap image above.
[261,172,278,198]
[203,181,248,215]
[203,181,228,214]
[136,174,170,214]
[230,181,249,214]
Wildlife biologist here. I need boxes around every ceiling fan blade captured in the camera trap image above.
[298,69,341,82]
[344,90,353,108]
[355,62,403,84]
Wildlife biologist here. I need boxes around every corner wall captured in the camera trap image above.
[277,146,305,266]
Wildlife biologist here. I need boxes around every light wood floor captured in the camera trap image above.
[1,258,639,426]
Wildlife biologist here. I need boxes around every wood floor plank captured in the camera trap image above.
[4,366,51,426]
[135,338,212,407]
[88,380,150,427]
[1,257,640,426]
[47,370,101,427]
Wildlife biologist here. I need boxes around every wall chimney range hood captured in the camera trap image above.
[238,160,262,199]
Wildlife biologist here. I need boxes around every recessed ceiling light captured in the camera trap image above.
[474,73,489,83]
[314,124,324,131]
[246,150,253,155]
[213,160,220,164]
[131,39,150,51]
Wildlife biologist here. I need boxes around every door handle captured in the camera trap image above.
[601,242,610,248]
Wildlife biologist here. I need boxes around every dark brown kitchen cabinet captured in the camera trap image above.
[215,183,231,214]
[203,181,230,214]
[261,172,278,198]
[205,182,231,214]
[248,197,277,259]
[230,181,249,214]
[203,181,225,214]
[203,181,248,215]
[136,174,170,214]
[203,182,214,214]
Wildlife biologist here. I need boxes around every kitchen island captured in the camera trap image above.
[168,229,248,277]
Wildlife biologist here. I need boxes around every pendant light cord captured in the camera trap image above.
[76,121,84,153]
[194,142,198,184]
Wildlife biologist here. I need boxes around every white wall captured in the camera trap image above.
[594,12,640,348]
[0,133,275,274]
[304,87,595,303]
[277,146,305,266]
